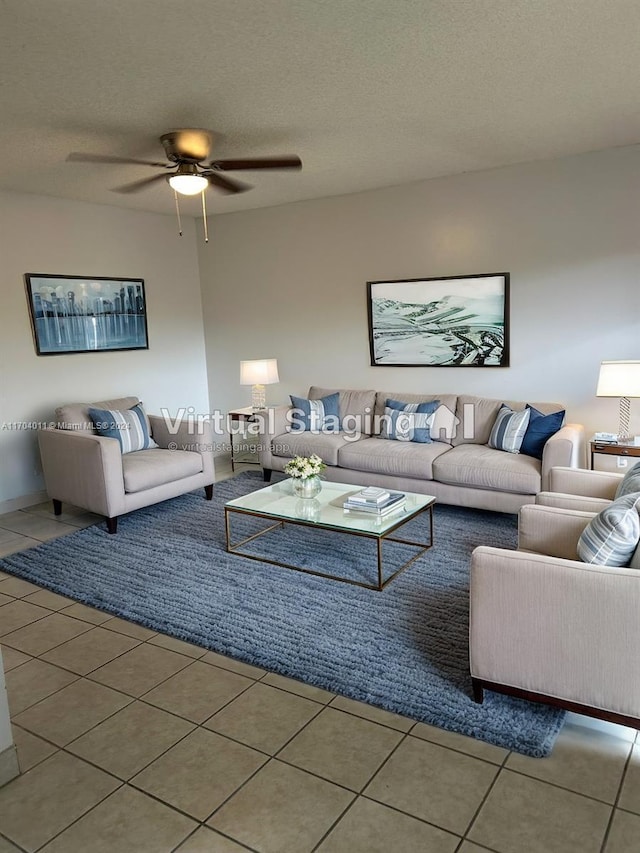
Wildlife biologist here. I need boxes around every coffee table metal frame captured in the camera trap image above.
[224,482,435,591]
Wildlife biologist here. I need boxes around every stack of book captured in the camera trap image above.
[343,486,406,516]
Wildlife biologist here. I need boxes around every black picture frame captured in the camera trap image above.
[367,272,510,367]
[24,273,149,356]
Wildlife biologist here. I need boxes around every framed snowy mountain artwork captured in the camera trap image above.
[367,273,509,367]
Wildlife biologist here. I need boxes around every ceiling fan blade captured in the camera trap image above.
[209,155,302,171]
[67,152,168,168]
[202,171,252,194]
[110,173,168,194]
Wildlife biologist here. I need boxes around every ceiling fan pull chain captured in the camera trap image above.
[201,190,209,243]
[173,189,183,237]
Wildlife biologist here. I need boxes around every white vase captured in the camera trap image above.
[292,475,322,499]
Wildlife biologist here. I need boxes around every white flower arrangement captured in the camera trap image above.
[284,453,327,480]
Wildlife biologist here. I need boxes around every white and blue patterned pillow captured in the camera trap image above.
[577,493,640,566]
[615,461,640,500]
[88,403,158,454]
[380,399,439,443]
[289,393,340,432]
[488,405,531,454]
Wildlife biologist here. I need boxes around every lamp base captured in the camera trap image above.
[251,384,266,411]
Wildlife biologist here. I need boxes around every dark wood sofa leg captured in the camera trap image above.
[471,678,484,704]
[263,468,272,482]
[52,499,62,516]
[204,484,213,500]
[106,517,118,535]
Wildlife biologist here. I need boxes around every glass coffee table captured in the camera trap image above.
[224,479,435,591]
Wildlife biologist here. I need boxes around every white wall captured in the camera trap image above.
[0,191,210,507]
[198,146,640,445]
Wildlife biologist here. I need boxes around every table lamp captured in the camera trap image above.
[240,358,279,410]
[596,360,640,441]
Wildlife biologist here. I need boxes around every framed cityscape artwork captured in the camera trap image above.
[24,273,149,355]
[367,272,510,367]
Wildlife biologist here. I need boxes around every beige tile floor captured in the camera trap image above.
[0,463,639,852]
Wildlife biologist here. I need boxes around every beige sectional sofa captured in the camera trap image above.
[258,386,585,513]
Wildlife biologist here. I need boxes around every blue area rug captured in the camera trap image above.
[0,471,564,756]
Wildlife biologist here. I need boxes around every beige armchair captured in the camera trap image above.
[469,467,640,729]
[38,396,215,533]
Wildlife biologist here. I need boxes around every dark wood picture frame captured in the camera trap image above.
[367,272,510,367]
[24,273,149,356]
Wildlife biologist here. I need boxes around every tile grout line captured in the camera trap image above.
[599,740,636,853]
[457,748,510,844]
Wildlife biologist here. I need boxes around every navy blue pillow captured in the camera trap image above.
[520,406,565,459]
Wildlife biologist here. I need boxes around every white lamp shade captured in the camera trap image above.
[240,358,279,386]
[596,361,640,397]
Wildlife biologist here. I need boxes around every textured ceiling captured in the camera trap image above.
[1,0,639,217]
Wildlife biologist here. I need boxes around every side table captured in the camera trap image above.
[227,407,261,471]
[590,437,640,470]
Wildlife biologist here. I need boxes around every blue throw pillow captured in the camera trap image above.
[289,393,340,432]
[381,398,439,443]
[488,405,531,453]
[88,403,158,454]
[520,405,565,459]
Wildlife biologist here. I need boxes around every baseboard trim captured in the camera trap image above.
[0,490,48,515]
[0,744,19,787]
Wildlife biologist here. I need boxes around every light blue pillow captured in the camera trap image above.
[615,461,640,500]
[88,403,158,454]
[381,399,439,443]
[488,405,531,454]
[289,393,340,432]
[577,493,640,566]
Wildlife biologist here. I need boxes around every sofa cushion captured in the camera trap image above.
[451,396,564,447]
[56,396,140,435]
[271,432,362,466]
[374,392,458,444]
[577,493,640,567]
[88,403,158,454]
[338,436,450,480]
[488,405,531,454]
[380,399,439,443]
[432,443,542,494]
[122,448,203,493]
[289,393,340,432]
[308,387,377,434]
[615,460,640,500]
[520,406,565,459]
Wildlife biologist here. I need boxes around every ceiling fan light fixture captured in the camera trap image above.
[168,172,209,195]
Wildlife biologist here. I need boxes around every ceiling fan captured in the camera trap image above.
[67,128,302,241]
[67,128,302,196]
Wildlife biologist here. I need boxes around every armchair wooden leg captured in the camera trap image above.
[472,678,484,704]
[52,499,62,516]
[106,517,118,534]
[204,484,213,500]
[263,468,272,482]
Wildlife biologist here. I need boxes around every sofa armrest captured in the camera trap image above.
[148,415,215,483]
[536,491,612,513]
[549,466,622,500]
[540,424,585,490]
[37,428,125,517]
[517,503,594,560]
[469,546,640,716]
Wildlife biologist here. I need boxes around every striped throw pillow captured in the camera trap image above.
[380,399,439,443]
[615,460,640,500]
[577,493,640,566]
[289,393,340,432]
[488,405,531,454]
[88,403,158,454]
